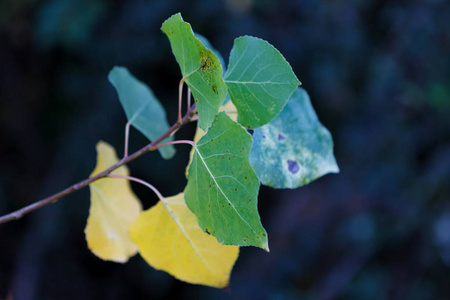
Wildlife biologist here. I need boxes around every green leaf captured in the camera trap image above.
[108,67,175,159]
[161,13,227,131]
[224,36,300,129]
[195,33,226,76]
[195,33,231,104]
[250,88,339,189]
[185,112,268,251]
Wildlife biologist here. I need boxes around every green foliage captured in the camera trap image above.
[2,12,338,289]
[108,67,175,159]
[161,13,227,131]
[195,33,227,76]
[185,112,268,250]
[87,12,337,285]
[250,88,339,188]
[224,36,301,129]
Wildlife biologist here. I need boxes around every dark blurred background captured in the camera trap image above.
[1,0,450,299]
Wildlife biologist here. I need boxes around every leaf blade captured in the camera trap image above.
[161,13,227,131]
[108,66,175,159]
[129,193,239,288]
[185,112,268,250]
[85,141,142,263]
[224,36,300,129]
[185,101,238,176]
[250,88,339,188]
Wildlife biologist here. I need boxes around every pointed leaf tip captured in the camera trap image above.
[161,13,227,131]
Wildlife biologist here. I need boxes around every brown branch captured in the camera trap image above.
[0,104,197,225]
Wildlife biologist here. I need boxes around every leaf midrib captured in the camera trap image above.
[159,198,216,276]
[193,144,264,246]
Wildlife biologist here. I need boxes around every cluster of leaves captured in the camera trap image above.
[85,13,338,288]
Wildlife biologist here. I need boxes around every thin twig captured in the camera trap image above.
[187,87,192,111]
[124,121,131,158]
[151,139,195,150]
[189,115,199,122]
[109,174,164,200]
[0,104,197,225]
[114,173,186,235]
[178,79,184,124]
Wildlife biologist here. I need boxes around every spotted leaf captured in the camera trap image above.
[250,88,339,188]
[185,112,268,250]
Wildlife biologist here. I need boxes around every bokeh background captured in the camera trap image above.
[1,0,450,299]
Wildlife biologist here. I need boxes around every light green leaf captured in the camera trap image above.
[195,33,226,76]
[250,88,339,189]
[108,67,175,159]
[224,36,300,129]
[195,33,231,104]
[185,112,268,251]
[161,13,227,131]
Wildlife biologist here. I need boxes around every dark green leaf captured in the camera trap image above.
[185,112,268,250]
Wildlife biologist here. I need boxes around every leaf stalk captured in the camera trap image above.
[0,104,197,225]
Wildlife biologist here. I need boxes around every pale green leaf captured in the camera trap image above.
[250,88,339,188]
[161,13,227,131]
[108,67,175,159]
[224,36,300,129]
[185,112,268,250]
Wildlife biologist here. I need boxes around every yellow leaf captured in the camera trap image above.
[220,100,238,122]
[85,141,142,263]
[185,101,238,175]
[129,193,239,288]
